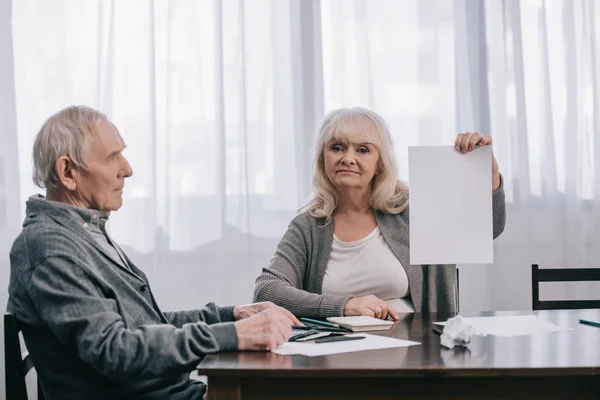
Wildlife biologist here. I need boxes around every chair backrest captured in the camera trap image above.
[4,313,44,400]
[531,264,600,310]
[456,268,460,313]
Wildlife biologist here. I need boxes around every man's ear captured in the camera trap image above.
[55,156,77,191]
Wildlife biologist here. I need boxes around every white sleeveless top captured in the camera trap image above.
[322,227,414,312]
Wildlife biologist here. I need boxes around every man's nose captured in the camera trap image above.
[120,156,133,178]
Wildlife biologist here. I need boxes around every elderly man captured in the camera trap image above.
[7,106,298,400]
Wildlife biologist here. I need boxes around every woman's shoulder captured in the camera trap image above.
[282,212,332,248]
[375,207,410,225]
[376,206,409,217]
[289,211,328,230]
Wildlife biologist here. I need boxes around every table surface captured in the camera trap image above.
[197,309,600,378]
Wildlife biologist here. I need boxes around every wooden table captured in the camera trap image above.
[198,309,600,399]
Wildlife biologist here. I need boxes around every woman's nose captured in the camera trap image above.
[341,153,356,165]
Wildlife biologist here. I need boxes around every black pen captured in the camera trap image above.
[292,325,313,330]
[289,330,320,342]
[579,319,600,328]
[314,335,365,343]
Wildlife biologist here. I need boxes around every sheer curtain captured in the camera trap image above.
[4,0,321,313]
[482,0,600,367]
[320,0,600,311]
[1,0,599,370]
[319,0,499,310]
[484,0,600,310]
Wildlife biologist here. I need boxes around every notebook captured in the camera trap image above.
[326,316,394,332]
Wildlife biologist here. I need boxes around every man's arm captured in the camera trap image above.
[164,305,236,328]
[27,252,238,382]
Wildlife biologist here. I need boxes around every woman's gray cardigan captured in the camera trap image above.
[254,183,506,316]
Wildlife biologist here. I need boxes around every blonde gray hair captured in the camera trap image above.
[301,107,409,219]
[32,105,107,190]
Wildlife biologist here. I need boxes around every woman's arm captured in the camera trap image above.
[253,217,350,318]
[492,174,506,238]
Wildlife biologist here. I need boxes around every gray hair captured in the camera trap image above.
[32,105,107,190]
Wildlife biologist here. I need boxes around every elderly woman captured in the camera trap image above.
[254,107,506,319]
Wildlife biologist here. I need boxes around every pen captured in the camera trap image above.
[292,325,313,330]
[314,335,366,343]
[300,317,339,328]
[579,319,600,328]
[289,330,320,342]
[295,323,350,334]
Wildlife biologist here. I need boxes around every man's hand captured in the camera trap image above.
[233,301,300,325]
[234,308,298,351]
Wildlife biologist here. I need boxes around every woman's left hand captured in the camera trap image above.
[455,132,501,191]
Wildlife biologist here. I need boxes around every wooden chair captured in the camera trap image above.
[4,313,45,400]
[456,268,460,313]
[531,264,600,310]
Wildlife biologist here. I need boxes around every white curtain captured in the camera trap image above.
[2,0,600,397]
[484,0,600,309]
[1,0,599,342]
[4,0,320,312]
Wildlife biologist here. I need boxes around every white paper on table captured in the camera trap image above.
[434,315,574,337]
[408,145,493,265]
[272,334,420,357]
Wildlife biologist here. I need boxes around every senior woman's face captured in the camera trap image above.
[323,139,380,192]
[74,120,133,212]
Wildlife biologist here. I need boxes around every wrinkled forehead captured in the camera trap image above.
[90,120,126,153]
[94,120,124,140]
[325,114,384,148]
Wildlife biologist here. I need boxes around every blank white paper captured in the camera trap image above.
[273,334,419,357]
[434,315,573,337]
[408,145,493,265]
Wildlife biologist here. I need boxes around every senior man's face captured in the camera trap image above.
[75,121,133,212]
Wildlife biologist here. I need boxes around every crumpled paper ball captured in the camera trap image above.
[440,315,487,349]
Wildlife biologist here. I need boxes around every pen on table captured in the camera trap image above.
[289,330,320,342]
[314,335,366,344]
[293,324,349,334]
[292,325,314,330]
[300,317,339,328]
[579,319,600,328]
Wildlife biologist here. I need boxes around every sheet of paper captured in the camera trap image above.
[273,334,420,357]
[408,145,493,264]
[434,315,573,337]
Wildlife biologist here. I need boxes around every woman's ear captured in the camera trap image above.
[55,156,77,191]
